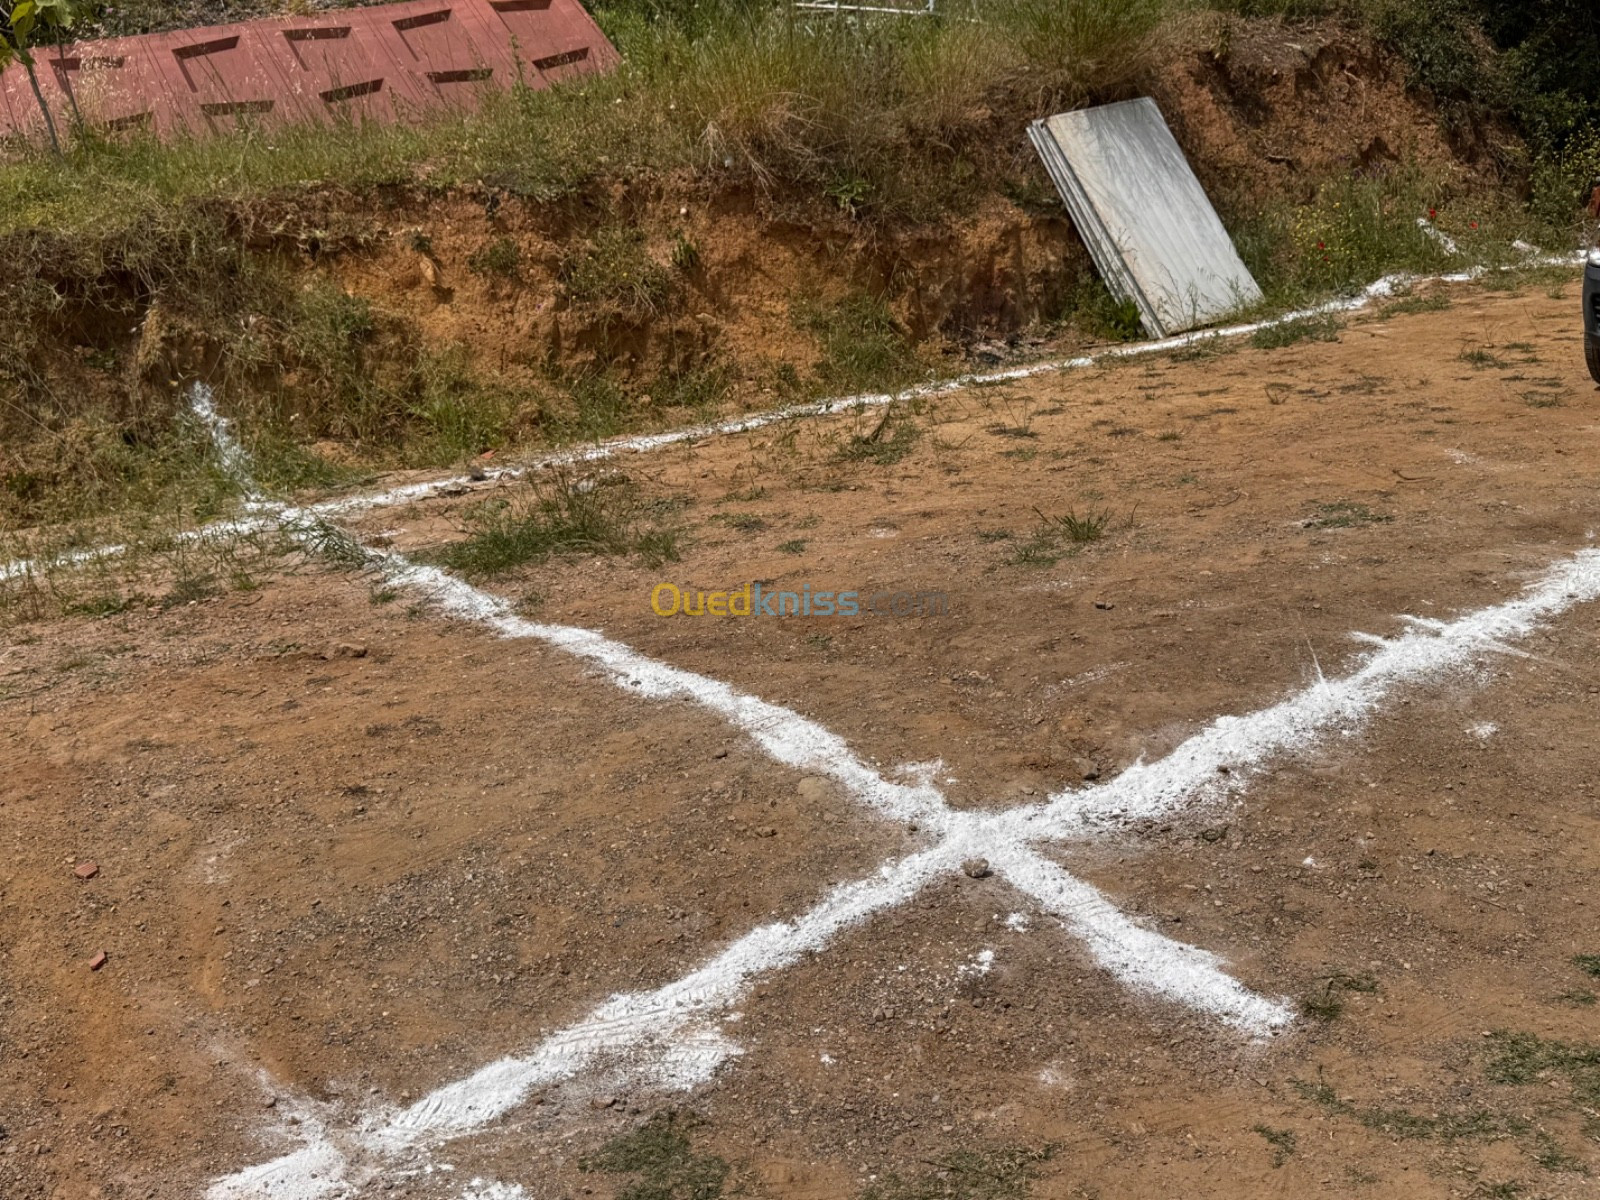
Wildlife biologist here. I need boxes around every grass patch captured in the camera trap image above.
[1251,313,1343,350]
[1532,1131,1588,1173]
[803,296,920,394]
[1381,291,1454,317]
[652,365,730,413]
[580,1110,729,1200]
[431,471,682,577]
[1302,501,1393,529]
[1,514,293,627]
[1292,1079,1526,1143]
[1572,955,1600,979]
[860,1144,1053,1200]
[1484,1031,1600,1104]
[987,423,1039,440]
[776,538,807,554]
[1005,532,1069,568]
[553,373,631,442]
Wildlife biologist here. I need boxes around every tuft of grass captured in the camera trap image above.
[563,226,673,318]
[1005,506,1112,567]
[987,423,1039,440]
[776,538,807,554]
[1069,274,1144,342]
[1301,971,1380,1022]
[1252,1124,1297,1167]
[1459,345,1508,369]
[860,1144,1054,1200]
[467,236,521,278]
[580,1110,729,1200]
[1006,534,1066,568]
[284,513,376,570]
[1036,507,1111,544]
[1572,955,1600,979]
[670,233,701,272]
[161,567,222,608]
[835,407,921,466]
[1251,313,1343,350]
[431,471,683,577]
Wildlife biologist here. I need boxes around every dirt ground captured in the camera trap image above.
[5,276,1600,1200]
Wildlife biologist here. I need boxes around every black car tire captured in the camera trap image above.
[1589,331,1600,386]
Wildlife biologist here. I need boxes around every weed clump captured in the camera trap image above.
[1005,506,1111,567]
[431,471,683,577]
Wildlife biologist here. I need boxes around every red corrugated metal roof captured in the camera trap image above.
[0,0,618,142]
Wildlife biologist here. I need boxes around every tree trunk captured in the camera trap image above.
[54,42,84,132]
[22,54,63,155]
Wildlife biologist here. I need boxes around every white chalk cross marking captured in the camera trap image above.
[186,387,1600,1199]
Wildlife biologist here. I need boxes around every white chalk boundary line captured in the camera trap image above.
[3,251,1583,588]
[184,384,1600,1199]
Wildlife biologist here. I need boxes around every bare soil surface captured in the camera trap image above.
[5,278,1600,1200]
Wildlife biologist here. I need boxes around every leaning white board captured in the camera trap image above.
[1029,98,1262,337]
